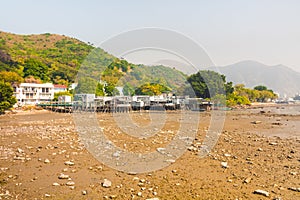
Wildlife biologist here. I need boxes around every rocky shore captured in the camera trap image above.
[0,105,299,199]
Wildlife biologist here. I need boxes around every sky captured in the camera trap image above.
[1,0,300,72]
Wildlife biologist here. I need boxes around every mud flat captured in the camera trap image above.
[0,105,299,199]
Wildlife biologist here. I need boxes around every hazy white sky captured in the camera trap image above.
[1,0,300,72]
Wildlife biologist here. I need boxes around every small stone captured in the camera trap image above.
[288,187,300,192]
[221,162,228,168]
[137,192,142,197]
[58,173,69,179]
[17,148,24,153]
[102,179,112,188]
[140,179,146,183]
[269,142,278,146]
[64,161,75,166]
[290,172,297,175]
[253,189,269,197]
[45,194,51,197]
[252,121,262,124]
[44,159,50,164]
[153,191,158,195]
[52,182,60,186]
[224,153,231,157]
[66,181,75,186]
[69,186,75,190]
[82,190,87,195]
[257,148,263,152]
[243,177,251,184]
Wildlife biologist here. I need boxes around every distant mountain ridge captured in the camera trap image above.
[209,60,300,97]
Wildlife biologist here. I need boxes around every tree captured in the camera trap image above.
[254,85,268,91]
[123,83,135,96]
[135,83,171,95]
[95,83,105,96]
[0,81,17,113]
[0,71,23,84]
[23,58,49,82]
[187,70,227,98]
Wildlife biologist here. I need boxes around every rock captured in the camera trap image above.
[221,162,228,168]
[17,148,24,153]
[289,172,297,175]
[156,148,166,153]
[58,173,69,179]
[251,121,262,124]
[224,153,231,157]
[269,142,278,146]
[137,192,142,197]
[44,159,50,164]
[45,194,51,197]
[102,179,112,188]
[257,148,263,152]
[66,181,75,186]
[288,187,300,192]
[153,191,158,195]
[243,177,251,184]
[64,161,75,166]
[82,190,87,195]
[187,146,197,152]
[253,189,269,197]
[146,198,159,200]
[52,182,60,186]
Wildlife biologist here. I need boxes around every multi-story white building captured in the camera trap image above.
[13,83,54,105]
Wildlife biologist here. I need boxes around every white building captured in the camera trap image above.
[13,83,54,105]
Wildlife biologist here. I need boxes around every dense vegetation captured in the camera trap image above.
[185,71,278,106]
[0,81,16,113]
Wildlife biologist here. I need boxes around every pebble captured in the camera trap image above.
[243,177,251,184]
[58,173,69,179]
[66,181,75,186]
[137,192,142,197]
[288,187,300,192]
[64,161,75,166]
[45,194,51,197]
[82,190,87,195]
[257,148,263,152]
[146,198,159,200]
[102,179,112,188]
[221,162,228,168]
[52,182,60,186]
[17,148,24,153]
[44,159,50,164]
[253,189,269,197]
[252,121,262,124]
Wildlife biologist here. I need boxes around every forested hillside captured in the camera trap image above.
[0,31,186,91]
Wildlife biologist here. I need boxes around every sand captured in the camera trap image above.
[0,105,299,199]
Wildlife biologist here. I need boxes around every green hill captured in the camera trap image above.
[0,31,187,93]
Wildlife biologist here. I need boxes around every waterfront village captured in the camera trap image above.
[12,82,213,112]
